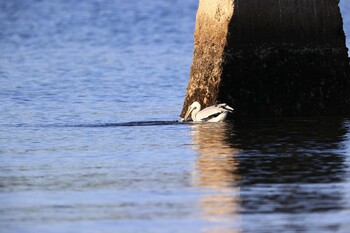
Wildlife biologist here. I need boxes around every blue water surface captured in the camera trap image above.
[1,1,350,233]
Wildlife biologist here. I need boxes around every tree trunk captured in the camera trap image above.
[181,0,350,118]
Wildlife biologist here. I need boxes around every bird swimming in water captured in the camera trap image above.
[182,101,234,122]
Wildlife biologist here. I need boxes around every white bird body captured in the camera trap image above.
[184,101,234,122]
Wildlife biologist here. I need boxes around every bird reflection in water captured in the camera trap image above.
[189,122,241,233]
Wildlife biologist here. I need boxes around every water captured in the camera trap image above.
[0,0,350,232]
[341,0,350,54]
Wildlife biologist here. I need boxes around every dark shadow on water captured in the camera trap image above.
[227,117,349,216]
[189,117,350,231]
[229,117,348,185]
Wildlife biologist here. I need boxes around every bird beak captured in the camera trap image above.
[184,106,192,121]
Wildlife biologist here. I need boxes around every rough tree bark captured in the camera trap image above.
[181,0,350,118]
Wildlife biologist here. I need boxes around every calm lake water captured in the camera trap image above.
[1,0,350,232]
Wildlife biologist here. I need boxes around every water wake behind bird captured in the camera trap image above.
[68,120,184,127]
[1,120,186,128]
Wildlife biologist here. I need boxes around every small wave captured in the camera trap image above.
[69,120,184,127]
[1,121,186,128]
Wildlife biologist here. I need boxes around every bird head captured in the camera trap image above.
[184,101,201,121]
